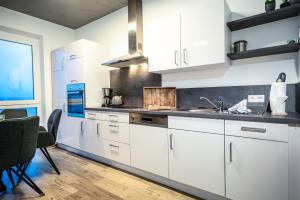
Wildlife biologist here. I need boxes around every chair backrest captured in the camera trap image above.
[47,109,62,141]
[0,109,28,119]
[0,116,40,170]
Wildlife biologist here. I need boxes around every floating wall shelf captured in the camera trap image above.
[227,4,300,31]
[227,43,300,60]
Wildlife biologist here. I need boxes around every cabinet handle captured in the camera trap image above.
[109,124,119,128]
[183,48,188,65]
[174,50,179,66]
[109,144,119,148]
[170,134,174,150]
[241,127,266,133]
[63,103,66,113]
[80,121,84,134]
[230,142,233,163]
[108,115,118,122]
[97,123,100,135]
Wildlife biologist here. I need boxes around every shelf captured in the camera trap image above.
[227,4,300,31]
[227,43,300,60]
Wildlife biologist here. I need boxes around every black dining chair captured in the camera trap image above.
[0,109,27,119]
[0,116,44,196]
[37,109,62,175]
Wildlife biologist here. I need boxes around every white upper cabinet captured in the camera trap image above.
[143,0,181,71]
[143,0,231,73]
[180,0,230,68]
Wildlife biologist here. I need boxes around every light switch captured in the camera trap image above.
[248,95,265,103]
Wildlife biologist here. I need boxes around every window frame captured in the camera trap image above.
[0,30,42,116]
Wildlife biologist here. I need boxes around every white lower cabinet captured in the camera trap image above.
[225,136,288,200]
[103,139,131,166]
[130,124,169,178]
[80,119,103,156]
[57,115,82,150]
[168,129,225,196]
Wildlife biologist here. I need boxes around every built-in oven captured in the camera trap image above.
[67,83,85,118]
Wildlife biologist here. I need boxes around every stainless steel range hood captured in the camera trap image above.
[102,0,147,68]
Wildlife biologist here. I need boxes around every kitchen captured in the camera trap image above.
[0,0,300,200]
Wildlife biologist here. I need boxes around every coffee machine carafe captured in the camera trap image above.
[102,88,113,107]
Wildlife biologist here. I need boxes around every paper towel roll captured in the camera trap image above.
[270,82,288,115]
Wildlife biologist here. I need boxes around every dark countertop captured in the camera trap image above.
[86,107,300,125]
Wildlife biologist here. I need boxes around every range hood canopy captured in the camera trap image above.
[102,0,147,68]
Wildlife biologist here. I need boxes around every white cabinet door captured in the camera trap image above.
[63,57,85,84]
[180,0,227,68]
[143,1,181,72]
[57,116,81,149]
[80,119,103,156]
[168,129,225,196]
[130,124,169,178]
[225,136,288,200]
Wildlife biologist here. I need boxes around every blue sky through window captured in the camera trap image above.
[0,39,34,101]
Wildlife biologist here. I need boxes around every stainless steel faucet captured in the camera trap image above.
[200,97,223,111]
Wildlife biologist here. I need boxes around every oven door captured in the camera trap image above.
[67,90,85,118]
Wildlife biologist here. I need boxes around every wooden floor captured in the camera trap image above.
[1,147,200,200]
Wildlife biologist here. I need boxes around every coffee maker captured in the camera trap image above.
[102,88,113,107]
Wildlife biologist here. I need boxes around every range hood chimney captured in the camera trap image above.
[102,0,147,68]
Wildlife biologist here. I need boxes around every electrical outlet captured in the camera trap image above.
[248,95,265,103]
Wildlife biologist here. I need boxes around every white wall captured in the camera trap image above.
[76,0,299,88]
[0,6,75,123]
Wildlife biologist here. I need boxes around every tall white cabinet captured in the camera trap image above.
[51,39,110,150]
[143,0,231,73]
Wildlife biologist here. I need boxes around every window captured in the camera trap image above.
[0,30,41,119]
[0,39,34,101]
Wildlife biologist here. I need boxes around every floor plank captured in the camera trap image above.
[0,147,200,200]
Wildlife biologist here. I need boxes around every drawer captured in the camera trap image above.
[99,112,129,123]
[225,120,288,142]
[169,116,224,134]
[85,111,98,120]
[103,140,131,165]
[100,121,130,144]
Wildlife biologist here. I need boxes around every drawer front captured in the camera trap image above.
[169,116,224,134]
[100,121,130,144]
[99,112,129,123]
[225,120,288,142]
[103,140,131,165]
[85,111,98,120]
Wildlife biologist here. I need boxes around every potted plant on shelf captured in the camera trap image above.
[280,0,290,8]
[265,0,276,12]
[290,0,300,5]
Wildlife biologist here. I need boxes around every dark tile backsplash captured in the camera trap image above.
[177,84,296,113]
[110,69,297,112]
[110,67,162,107]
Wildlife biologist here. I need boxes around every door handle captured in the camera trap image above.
[80,121,84,134]
[183,48,188,65]
[230,142,233,163]
[170,134,174,150]
[97,123,100,135]
[174,50,179,66]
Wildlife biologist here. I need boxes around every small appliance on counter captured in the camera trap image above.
[111,94,123,106]
[143,87,176,110]
[67,83,85,118]
[102,88,113,107]
[269,73,288,116]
